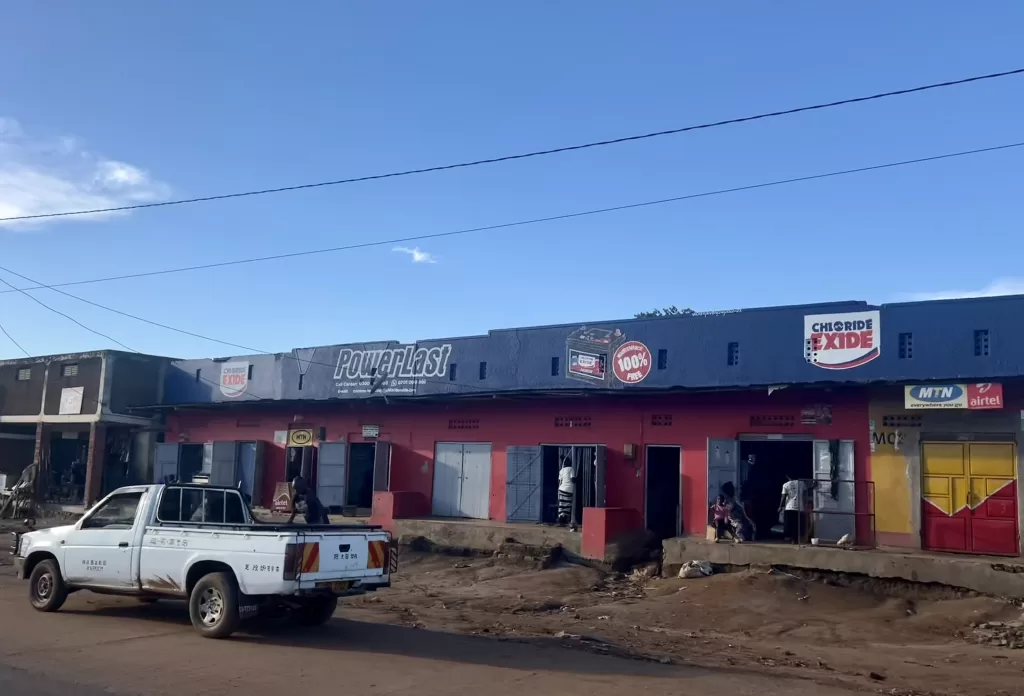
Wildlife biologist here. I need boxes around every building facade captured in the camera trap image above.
[145,296,1024,559]
[0,351,168,506]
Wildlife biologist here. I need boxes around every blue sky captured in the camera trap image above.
[1,2,1022,360]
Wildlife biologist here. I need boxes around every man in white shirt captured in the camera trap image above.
[778,474,806,543]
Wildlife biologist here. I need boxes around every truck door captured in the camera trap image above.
[63,489,146,588]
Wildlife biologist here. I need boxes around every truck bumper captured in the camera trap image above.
[12,556,25,579]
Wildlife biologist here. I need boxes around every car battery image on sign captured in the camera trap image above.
[566,327,625,385]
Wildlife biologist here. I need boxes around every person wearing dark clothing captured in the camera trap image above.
[288,476,330,525]
[720,482,755,542]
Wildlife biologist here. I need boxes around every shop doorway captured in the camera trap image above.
[921,441,1019,556]
[348,443,376,508]
[540,445,604,525]
[737,439,813,540]
[645,445,681,539]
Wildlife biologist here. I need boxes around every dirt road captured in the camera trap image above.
[0,563,860,696]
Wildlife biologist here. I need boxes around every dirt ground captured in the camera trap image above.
[3,522,1024,696]
[341,546,1024,696]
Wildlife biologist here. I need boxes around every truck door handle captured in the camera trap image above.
[119,542,129,548]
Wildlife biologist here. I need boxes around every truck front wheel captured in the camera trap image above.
[29,559,68,612]
[293,596,338,627]
[188,572,240,639]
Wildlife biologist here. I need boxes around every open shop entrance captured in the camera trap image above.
[737,439,813,542]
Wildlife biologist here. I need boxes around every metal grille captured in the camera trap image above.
[15,368,31,381]
[554,416,591,428]
[61,363,79,378]
[749,415,795,427]
[882,415,922,428]
[651,414,672,427]
[448,419,480,430]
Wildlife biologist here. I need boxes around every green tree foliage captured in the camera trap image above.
[634,305,694,319]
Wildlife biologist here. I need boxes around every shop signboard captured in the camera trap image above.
[904,383,1003,410]
[804,310,880,370]
[219,361,250,398]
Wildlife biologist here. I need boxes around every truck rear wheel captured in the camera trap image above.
[29,559,68,612]
[293,596,338,627]
[188,572,240,639]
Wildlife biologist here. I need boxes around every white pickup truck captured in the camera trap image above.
[9,483,395,639]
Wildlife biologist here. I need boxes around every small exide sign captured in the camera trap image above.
[904,383,1004,410]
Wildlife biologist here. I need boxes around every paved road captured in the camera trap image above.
[0,568,863,696]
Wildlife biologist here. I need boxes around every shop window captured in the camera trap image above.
[479,361,487,380]
[727,342,740,366]
[16,367,31,381]
[551,356,560,376]
[61,363,79,378]
[657,349,668,370]
[898,332,914,359]
[448,363,458,381]
[974,329,990,357]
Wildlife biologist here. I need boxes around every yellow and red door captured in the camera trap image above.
[922,442,1018,556]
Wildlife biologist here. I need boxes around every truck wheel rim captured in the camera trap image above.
[35,573,52,600]
[198,588,224,626]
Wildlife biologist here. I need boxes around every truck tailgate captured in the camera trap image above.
[294,530,392,584]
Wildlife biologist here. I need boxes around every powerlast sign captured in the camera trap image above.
[804,310,880,370]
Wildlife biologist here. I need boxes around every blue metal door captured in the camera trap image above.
[506,446,542,522]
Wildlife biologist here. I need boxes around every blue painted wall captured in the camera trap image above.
[163,295,1024,405]
[165,354,282,404]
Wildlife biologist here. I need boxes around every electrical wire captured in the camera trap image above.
[0,320,29,357]
[0,274,136,352]
[0,265,493,396]
[1,67,1021,225]
[2,139,1022,296]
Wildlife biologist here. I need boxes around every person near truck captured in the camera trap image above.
[288,476,330,525]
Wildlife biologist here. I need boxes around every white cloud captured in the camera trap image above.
[0,117,170,229]
[902,277,1024,302]
[392,246,438,264]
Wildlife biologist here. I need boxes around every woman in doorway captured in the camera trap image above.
[557,462,575,526]
[720,482,754,542]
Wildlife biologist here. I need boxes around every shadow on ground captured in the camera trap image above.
[60,598,682,678]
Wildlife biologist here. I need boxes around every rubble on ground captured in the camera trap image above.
[678,560,714,579]
[972,616,1024,648]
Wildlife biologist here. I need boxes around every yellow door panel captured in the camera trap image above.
[986,478,1015,496]
[922,443,967,476]
[951,477,968,513]
[969,443,1016,478]
[923,494,952,515]
[922,477,949,496]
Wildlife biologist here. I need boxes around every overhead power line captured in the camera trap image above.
[0,269,274,401]
[0,320,29,358]
[1,140,1022,296]
[1,67,1021,225]
[0,265,492,395]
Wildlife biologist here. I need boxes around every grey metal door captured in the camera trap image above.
[459,443,492,520]
[431,443,462,517]
[209,441,238,487]
[373,441,391,492]
[506,446,542,522]
[153,443,180,484]
[707,439,739,506]
[593,445,607,508]
[812,439,856,542]
[317,441,347,508]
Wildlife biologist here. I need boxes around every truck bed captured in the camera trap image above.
[154,521,383,533]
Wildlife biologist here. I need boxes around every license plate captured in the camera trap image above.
[329,581,350,593]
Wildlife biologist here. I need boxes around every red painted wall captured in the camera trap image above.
[164,388,870,535]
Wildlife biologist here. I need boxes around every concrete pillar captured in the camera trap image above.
[32,422,50,501]
[84,422,106,506]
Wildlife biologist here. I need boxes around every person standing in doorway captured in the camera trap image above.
[557,461,575,526]
[778,473,805,543]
